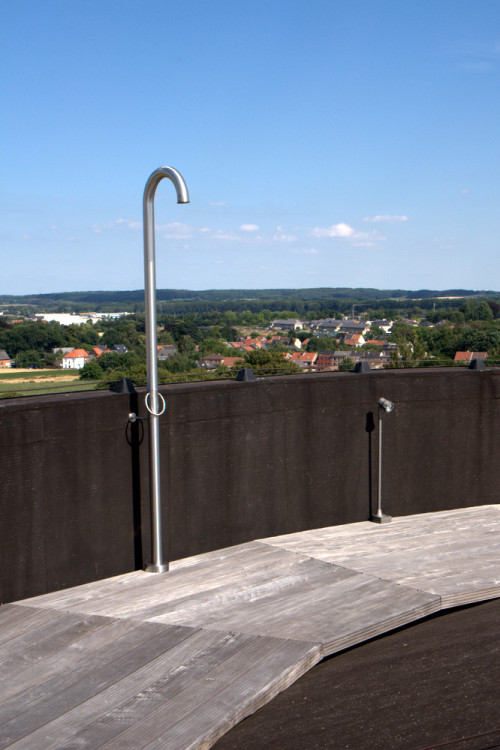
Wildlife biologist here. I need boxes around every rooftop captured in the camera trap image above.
[1,505,498,749]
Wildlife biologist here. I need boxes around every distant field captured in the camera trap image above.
[0,368,80,380]
[0,369,99,398]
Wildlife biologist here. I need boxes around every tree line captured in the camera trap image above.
[1,295,499,374]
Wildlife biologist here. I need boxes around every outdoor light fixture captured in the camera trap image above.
[371,396,394,523]
[378,397,394,413]
[143,167,190,573]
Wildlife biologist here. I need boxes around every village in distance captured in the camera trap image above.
[0,287,499,398]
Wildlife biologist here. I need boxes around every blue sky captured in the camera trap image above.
[1,0,499,295]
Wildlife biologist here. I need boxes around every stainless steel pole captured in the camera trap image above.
[371,403,392,523]
[377,410,383,518]
[143,167,189,573]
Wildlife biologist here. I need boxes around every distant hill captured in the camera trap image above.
[1,287,498,308]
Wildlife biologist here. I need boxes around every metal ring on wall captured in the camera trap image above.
[145,391,166,417]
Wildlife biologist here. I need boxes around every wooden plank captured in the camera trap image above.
[0,620,195,746]
[22,543,319,619]
[0,606,65,647]
[0,612,145,703]
[3,628,250,749]
[26,508,499,624]
[22,571,150,611]
[94,636,320,750]
[0,607,99,662]
[145,564,439,655]
[18,508,498,650]
[261,507,500,560]
[2,506,497,750]
[17,547,440,652]
[260,505,500,607]
[4,630,320,750]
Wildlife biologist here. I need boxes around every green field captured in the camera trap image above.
[0,369,80,380]
[0,369,100,398]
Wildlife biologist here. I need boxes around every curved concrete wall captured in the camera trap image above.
[1,368,499,603]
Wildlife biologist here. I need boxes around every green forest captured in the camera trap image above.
[1,287,498,315]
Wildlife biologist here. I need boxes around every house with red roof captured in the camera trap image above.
[198,354,245,370]
[198,354,225,369]
[316,350,362,370]
[0,350,12,368]
[88,346,110,360]
[243,337,264,349]
[220,356,244,368]
[289,351,318,370]
[62,349,89,369]
[315,351,337,371]
[454,351,488,363]
[364,339,387,347]
[343,333,365,347]
[265,336,289,347]
[229,342,249,351]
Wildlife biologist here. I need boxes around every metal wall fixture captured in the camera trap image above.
[142,167,190,572]
[371,397,394,524]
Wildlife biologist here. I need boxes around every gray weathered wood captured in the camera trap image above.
[1,505,498,749]
[260,505,500,609]
[2,627,319,750]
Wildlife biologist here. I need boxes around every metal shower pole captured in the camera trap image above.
[143,167,190,573]
[376,411,385,517]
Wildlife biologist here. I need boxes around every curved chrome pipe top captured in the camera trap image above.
[144,166,190,205]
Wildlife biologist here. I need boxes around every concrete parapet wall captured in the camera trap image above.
[1,368,499,603]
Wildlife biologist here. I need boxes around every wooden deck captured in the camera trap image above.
[1,505,498,749]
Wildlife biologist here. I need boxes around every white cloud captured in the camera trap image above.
[310,223,355,238]
[212,229,240,241]
[362,215,408,224]
[116,218,141,230]
[273,229,297,242]
[210,201,226,207]
[460,189,470,194]
[159,221,194,239]
[356,229,386,246]
[240,223,259,232]
[308,222,386,248]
